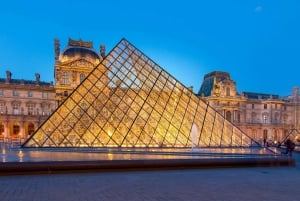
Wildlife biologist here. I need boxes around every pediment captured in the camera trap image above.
[67,59,95,68]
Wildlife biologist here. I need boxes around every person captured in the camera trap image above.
[285,138,295,156]
[263,138,267,147]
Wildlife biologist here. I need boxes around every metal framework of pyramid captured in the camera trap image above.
[281,129,300,149]
[22,39,258,148]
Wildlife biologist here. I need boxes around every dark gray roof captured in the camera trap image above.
[0,78,53,87]
[62,46,100,59]
[242,92,280,100]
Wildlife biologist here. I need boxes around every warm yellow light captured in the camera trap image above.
[108,130,112,137]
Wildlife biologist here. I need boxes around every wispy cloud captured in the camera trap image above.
[254,6,263,12]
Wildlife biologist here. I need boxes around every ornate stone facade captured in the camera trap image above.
[198,71,300,145]
[0,71,56,142]
[54,38,105,105]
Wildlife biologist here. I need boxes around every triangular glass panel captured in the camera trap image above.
[22,39,258,148]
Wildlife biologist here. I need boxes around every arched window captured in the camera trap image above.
[274,129,278,141]
[62,72,69,85]
[225,111,231,122]
[13,123,20,135]
[263,129,268,140]
[0,123,4,135]
[28,123,35,135]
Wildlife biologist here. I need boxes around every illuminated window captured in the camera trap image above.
[62,72,69,85]
[0,123,4,134]
[13,124,20,135]
[263,129,268,140]
[28,123,35,135]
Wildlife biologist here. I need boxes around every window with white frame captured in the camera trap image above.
[263,114,268,124]
[42,92,48,99]
[28,91,33,97]
[13,90,18,96]
[27,104,35,115]
[0,102,5,114]
[62,72,69,85]
[12,103,20,115]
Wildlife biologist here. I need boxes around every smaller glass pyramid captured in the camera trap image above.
[22,39,258,148]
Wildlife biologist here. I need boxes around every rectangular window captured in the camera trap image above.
[0,103,5,114]
[28,104,34,115]
[263,115,268,123]
[252,104,255,109]
[264,104,267,109]
[42,92,48,99]
[62,72,69,85]
[28,91,33,97]
[0,89,3,96]
[12,103,19,115]
[13,90,18,96]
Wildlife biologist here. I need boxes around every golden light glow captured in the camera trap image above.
[23,39,255,148]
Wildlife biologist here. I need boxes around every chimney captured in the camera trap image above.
[54,38,60,61]
[100,44,106,59]
[35,73,40,84]
[5,71,11,83]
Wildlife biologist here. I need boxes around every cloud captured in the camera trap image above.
[254,6,263,12]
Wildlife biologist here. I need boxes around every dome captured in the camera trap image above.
[61,46,100,60]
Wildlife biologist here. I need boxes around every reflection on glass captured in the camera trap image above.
[23,39,256,148]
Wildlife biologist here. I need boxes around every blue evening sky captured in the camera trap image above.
[0,0,299,96]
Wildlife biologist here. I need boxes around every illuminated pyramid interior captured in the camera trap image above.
[23,39,258,148]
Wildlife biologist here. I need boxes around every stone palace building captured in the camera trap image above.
[0,38,299,146]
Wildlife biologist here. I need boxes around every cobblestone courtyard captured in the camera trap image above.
[0,153,299,201]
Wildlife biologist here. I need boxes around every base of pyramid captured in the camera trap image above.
[0,156,295,175]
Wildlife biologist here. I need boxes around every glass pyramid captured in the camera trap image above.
[282,129,300,148]
[22,39,258,148]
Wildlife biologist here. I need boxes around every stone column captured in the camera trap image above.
[20,122,25,140]
[4,121,9,142]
